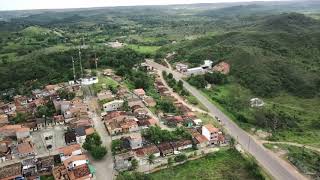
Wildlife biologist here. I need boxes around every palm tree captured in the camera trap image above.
[147,154,155,173]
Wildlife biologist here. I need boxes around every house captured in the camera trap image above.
[171,139,193,151]
[133,108,148,119]
[213,61,230,75]
[54,115,65,125]
[65,131,77,145]
[105,115,139,135]
[97,90,114,101]
[0,125,30,140]
[202,124,220,145]
[135,145,160,158]
[0,163,22,180]
[0,140,11,160]
[14,142,35,158]
[176,63,188,72]
[36,156,55,176]
[128,133,143,150]
[114,151,134,171]
[22,158,37,178]
[146,118,158,126]
[143,96,156,107]
[133,88,146,99]
[157,142,174,157]
[75,127,86,144]
[107,41,125,48]
[0,114,9,127]
[103,100,124,112]
[58,144,82,158]
[194,134,209,148]
[45,84,61,95]
[85,127,95,136]
[62,154,93,180]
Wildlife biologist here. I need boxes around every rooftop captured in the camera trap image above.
[0,163,22,180]
[17,142,34,154]
[203,124,219,133]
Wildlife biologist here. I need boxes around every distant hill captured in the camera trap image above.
[156,13,320,98]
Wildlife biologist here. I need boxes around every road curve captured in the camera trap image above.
[146,59,306,180]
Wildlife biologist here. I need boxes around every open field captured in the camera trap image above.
[127,44,161,55]
[150,149,266,180]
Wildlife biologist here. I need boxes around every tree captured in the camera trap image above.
[122,99,130,112]
[131,158,139,170]
[83,132,102,151]
[177,80,183,89]
[57,89,75,101]
[91,146,107,160]
[147,154,155,172]
[12,112,27,124]
[167,73,173,79]
[112,139,123,155]
[167,157,174,168]
[229,137,236,149]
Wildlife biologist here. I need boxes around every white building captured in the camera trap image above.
[202,124,220,145]
[250,98,265,107]
[203,60,213,68]
[80,77,98,85]
[103,100,124,112]
[185,67,205,76]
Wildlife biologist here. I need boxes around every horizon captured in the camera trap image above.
[0,0,292,11]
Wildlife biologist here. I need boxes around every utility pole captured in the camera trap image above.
[79,47,83,78]
[94,53,98,70]
[72,56,76,82]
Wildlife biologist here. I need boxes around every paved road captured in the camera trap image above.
[83,86,114,180]
[146,60,307,180]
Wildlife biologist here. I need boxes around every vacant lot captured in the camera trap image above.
[150,149,265,180]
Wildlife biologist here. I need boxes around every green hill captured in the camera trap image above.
[157,13,320,98]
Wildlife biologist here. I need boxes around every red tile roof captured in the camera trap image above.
[203,124,219,133]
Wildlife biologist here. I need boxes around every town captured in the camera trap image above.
[0,57,231,180]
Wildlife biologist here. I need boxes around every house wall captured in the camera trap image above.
[202,126,211,141]
[76,135,86,144]
[103,101,124,112]
[16,131,30,139]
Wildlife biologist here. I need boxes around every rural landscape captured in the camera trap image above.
[0,0,319,180]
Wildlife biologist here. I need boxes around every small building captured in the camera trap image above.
[133,89,146,99]
[114,151,135,171]
[75,127,87,144]
[193,119,203,127]
[135,145,160,158]
[171,139,193,151]
[202,124,220,145]
[0,114,9,127]
[203,60,213,68]
[103,100,124,112]
[143,96,156,107]
[157,142,174,157]
[15,142,35,158]
[176,63,188,72]
[97,90,114,101]
[128,133,143,150]
[0,163,22,180]
[194,134,209,149]
[80,77,98,85]
[65,131,77,145]
[213,61,230,75]
[185,67,205,76]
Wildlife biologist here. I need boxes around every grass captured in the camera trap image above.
[127,44,160,54]
[195,112,221,128]
[150,149,266,180]
[201,82,320,147]
[92,75,118,93]
[264,143,320,178]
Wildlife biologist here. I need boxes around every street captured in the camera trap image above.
[83,86,114,180]
[146,59,307,180]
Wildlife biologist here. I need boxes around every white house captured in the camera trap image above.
[103,100,124,112]
[203,60,213,68]
[202,124,220,145]
[250,98,265,107]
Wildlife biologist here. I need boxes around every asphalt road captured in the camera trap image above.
[146,59,306,180]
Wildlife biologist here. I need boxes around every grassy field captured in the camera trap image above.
[150,149,266,180]
[201,83,320,147]
[264,143,320,178]
[92,75,118,93]
[127,44,160,55]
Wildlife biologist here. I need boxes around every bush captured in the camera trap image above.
[174,154,187,162]
[91,146,107,160]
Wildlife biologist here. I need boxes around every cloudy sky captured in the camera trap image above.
[0,0,288,11]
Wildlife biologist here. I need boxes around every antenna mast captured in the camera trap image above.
[79,47,83,78]
[72,56,76,82]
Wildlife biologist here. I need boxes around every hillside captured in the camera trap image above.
[157,13,320,98]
